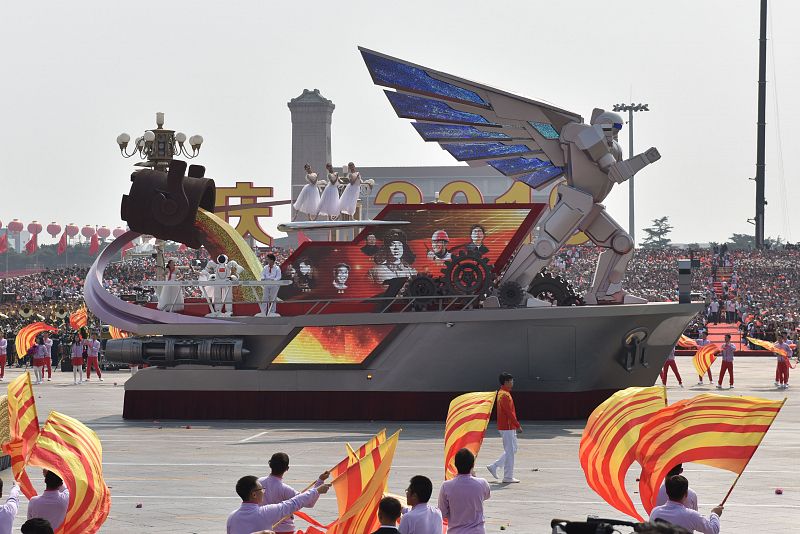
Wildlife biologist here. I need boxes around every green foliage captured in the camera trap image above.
[640,216,673,249]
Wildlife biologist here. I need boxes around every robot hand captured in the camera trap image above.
[208,273,217,281]
[608,147,661,184]
[229,275,238,281]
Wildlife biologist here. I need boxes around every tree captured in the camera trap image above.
[726,233,754,250]
[640,216,673,249]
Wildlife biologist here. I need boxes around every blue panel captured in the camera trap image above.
[363,51,488,106]
[441,143,531,160]
[386,92,496,126]
[516,166,564,189]
[529,121,560,139]
[412,123,510,140]
[488,156,550,176]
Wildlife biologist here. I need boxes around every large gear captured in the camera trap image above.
[404,274,440,310]
[527,270,584,306]
[441,250,494,297]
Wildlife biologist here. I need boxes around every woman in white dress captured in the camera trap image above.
[318,163,341,219]
[157,259,185,312]
[339,161,362,217]
[292,164,321,220]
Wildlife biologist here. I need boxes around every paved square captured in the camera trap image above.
[1,357,796,533]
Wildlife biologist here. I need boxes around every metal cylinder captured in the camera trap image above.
[105,337,248,367]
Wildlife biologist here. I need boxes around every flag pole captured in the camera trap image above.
[720,397,787,505]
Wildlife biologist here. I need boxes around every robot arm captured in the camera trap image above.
[205,261,218,280]
[575,126,617,172]
[608,147,661,184]
[229,261,244,280]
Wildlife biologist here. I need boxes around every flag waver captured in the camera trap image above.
[2,373,40,498]
[747,337,796,368]
[27,411,111,534]
[69,307,88,331]
[579,386,667,521]
[692,344,719,378]
[677,335,698,349]
[327,431,400,534]
[444,391,496,480]
[13,322,59,358]
[635,394,785,513]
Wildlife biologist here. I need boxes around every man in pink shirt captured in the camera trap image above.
[717,334,736,389]
[258,452,328,533]
[660,346,683,387]
[226,475,329,534]
[438,449,490,534]
[83,333,103,381]
[655,464,698,510]
[650,475,722,534]
[27,471,69,530]
[399,475,442,534]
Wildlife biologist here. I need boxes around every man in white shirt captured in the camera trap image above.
[27,471,69,530]
[650,475,722,534]
[257,254,282,317]
[83,333,103,381]
[226,475,329,534]
[708,300,719,324]
[41,332,53,381]
[0,479,20,534]
[655,464,698,510]
[399,475,442,534]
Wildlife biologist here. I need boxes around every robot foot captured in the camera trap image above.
[205,311,221,317]
[254,312,267,317]
[585,290,647,305]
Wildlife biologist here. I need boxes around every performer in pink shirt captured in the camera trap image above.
[27,471,69,530]
[399,475,442,534]
[257,452,328,533]
[84,333,103,381]
[650,475,722,534]
[437,449,491,534]
[41,332,53,381]
[660,346,683,387]
[717,334,736,389]
[0,331,7,381]
[226,475,329,534]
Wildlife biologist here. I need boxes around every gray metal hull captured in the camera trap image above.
[120,302,700,420]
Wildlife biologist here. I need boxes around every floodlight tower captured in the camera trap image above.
[612,102,650,245]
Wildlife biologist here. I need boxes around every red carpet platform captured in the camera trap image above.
[675,322,777,357]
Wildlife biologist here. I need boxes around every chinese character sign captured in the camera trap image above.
[214,182,274,246]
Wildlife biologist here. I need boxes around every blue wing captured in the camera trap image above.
[360,48,582,190]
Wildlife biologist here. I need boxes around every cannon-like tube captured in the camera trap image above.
[106,337,248,367]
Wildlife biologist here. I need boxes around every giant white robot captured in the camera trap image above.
[361,48,661,305]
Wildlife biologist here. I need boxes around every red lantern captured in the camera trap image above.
[81,225,96,238]
[27,221,42,236]
[96,226,111,239]
[46,222,62,238]
[112,227,126,238]
[65,223,79,237]
[7,219,23,233]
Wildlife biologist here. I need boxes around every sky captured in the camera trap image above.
[1,0,798,245]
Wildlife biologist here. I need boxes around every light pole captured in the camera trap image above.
[612,103,650,244]
[116,112,205,269]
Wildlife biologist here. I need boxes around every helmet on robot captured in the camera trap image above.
[590,110,624,141]
[217,254,228,264]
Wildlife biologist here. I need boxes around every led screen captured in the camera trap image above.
[271,325,397,365]
[278,204,540,302]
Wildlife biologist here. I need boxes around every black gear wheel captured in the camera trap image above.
[497,280,524,308]
[527,270,583,306]
[441,250,494,296]
[404,274,439,310]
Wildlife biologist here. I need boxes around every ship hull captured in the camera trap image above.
[120,302,700,420]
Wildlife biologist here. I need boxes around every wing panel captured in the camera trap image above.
[488,156,550,176]
[515,166,565,189]
[385,91,498,126]
[362,50,489,107]
[441,142,536,161]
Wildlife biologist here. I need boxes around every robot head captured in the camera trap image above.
[216,254,228,264]
[590,109,624,141]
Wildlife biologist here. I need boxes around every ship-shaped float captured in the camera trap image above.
[89,49,701,421]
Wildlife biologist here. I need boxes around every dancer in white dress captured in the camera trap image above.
[317,163,341,219]
[157,259,185,312]
[339,161,362,217]
[293,164,321,220]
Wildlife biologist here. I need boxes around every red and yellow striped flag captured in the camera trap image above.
[444,391,496,480]
[330,429,386,481]
[579,386,667,521]
[747,337,796,368]
[327,431,400,534]
[677,335,698,349]
[27,411,111,534]
[692,344,720,377]
[69,306,88,331]
[635,394,785,513]
[108,325,130,339]
[13,322,59,357]
[2,372,40,498]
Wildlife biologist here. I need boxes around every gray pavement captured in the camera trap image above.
[0,357,796,533]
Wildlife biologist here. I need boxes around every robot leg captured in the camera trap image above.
[501,185,594,291]
[580,207,644,304]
